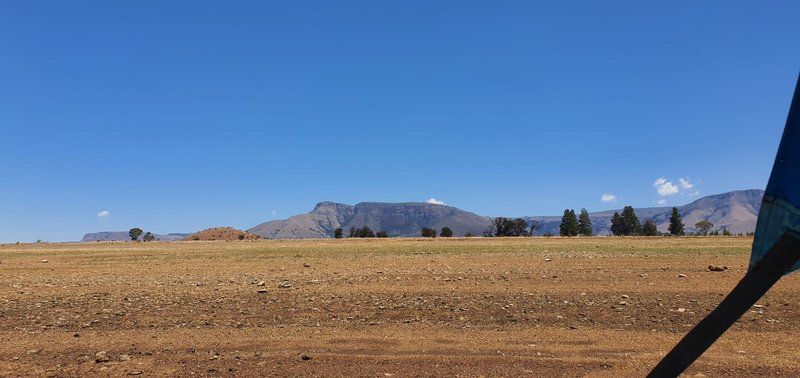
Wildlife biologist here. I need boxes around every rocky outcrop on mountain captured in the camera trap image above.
[247,201,492,238]
[81,232,189,242]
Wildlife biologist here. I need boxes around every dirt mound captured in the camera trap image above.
[185,227,261,241]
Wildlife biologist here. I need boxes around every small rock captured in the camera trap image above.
[119,354,131,361]
[301,354,312,361]
[677,274,687,278]
[95,351,110,363]
[26,349,40,355]
[708,265,727,272]
[621,295,629,299]
[303,263,311,268]
[256,281,266,286]
[257,289,268,294]
[278,281,292,289]
[128,371,144,376]
[41,259,48,263]
[677,308,686,313]
[544,258,553,262]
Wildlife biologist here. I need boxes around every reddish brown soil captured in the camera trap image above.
[184,227,261,241]
[0,237,798,376]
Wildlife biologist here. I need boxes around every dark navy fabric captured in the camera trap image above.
[765,76,800,207]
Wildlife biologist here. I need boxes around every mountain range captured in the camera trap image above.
[81,189,764,241]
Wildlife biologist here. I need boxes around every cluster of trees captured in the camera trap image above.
[333,226,456,238]
[128,228,156,242]
[333,226,390,238]
[608,206,685,236]
[559,209,593,236]
[484,217,536,237]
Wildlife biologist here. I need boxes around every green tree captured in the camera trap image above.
[334,228,343,239]
[143,232,156,242]
[421,227,437,238]
[348,227,356,238]
[641,220,658,236]
[668,207,685,236]
[577,208,593,236]
[695,220,713,236]
[620,206,641,236]
[376,230,389,238]
[559,209,578,236]
[440,226,453,237]
[354,226,375,238]
[129,228,143,241]
[610,212,624,236]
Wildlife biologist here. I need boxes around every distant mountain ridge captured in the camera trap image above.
[81,189,764,241]
[248,189,764,238]
[81,232,190,242]
[247,201,492,238]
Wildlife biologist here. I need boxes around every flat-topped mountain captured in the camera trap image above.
[247,201,492,238]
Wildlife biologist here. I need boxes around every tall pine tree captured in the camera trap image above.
[668,207,684,236]
[620,206,641,236]
[577,208,593,236]
[559,209,578,236]
[641,220,658,236]
[610,212,624,236]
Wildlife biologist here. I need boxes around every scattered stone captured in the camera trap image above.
[303,263,311,268]
[708,265,728,272]
[26,349,40,355]
[677,308,686,313]
[621,295,629,299]
[119,354,131,361]
[256,280,266,286]
[278,281,292,289]
[301,354,312,361]
[544,258,553,262]
[753,304,764,309]
[257,289,268,294]
[677,274,687,278]
[128,371,143,376]
[95,351,110,363]
[41,259,48,263]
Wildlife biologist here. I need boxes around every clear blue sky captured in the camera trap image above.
[1,1,798,242]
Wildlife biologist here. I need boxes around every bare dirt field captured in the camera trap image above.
[1,237,799,376]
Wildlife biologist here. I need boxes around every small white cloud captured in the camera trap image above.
[678,178,694,189]
[96,210,110,218]
[600,193,617,203]
[654,177,679,196]
[271,210,277,217]
[689,190,700,196]
[657,199,666,205]
[426,198,446,205]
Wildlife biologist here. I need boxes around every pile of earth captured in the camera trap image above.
[185,227,261,241]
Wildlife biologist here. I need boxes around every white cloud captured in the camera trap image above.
[678,178,694,189]
[657,199,666,205]
[689,190,701,196]
[600,193,617,202]
[96,210,110,218]
[654,177,679,196]
[271,210,277,217]
[426,198,446,205]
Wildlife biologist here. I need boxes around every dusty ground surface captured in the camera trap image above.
[0,237,798,377]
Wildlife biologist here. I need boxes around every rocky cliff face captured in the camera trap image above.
[247,201,491,238]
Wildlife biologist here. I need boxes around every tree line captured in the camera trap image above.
[128,228,156,242]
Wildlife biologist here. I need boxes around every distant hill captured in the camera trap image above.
[526,189,763,235]
[81,232,189,242]
[249,189,764,238]
[185,227,261,241]
[248,201,492,238]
